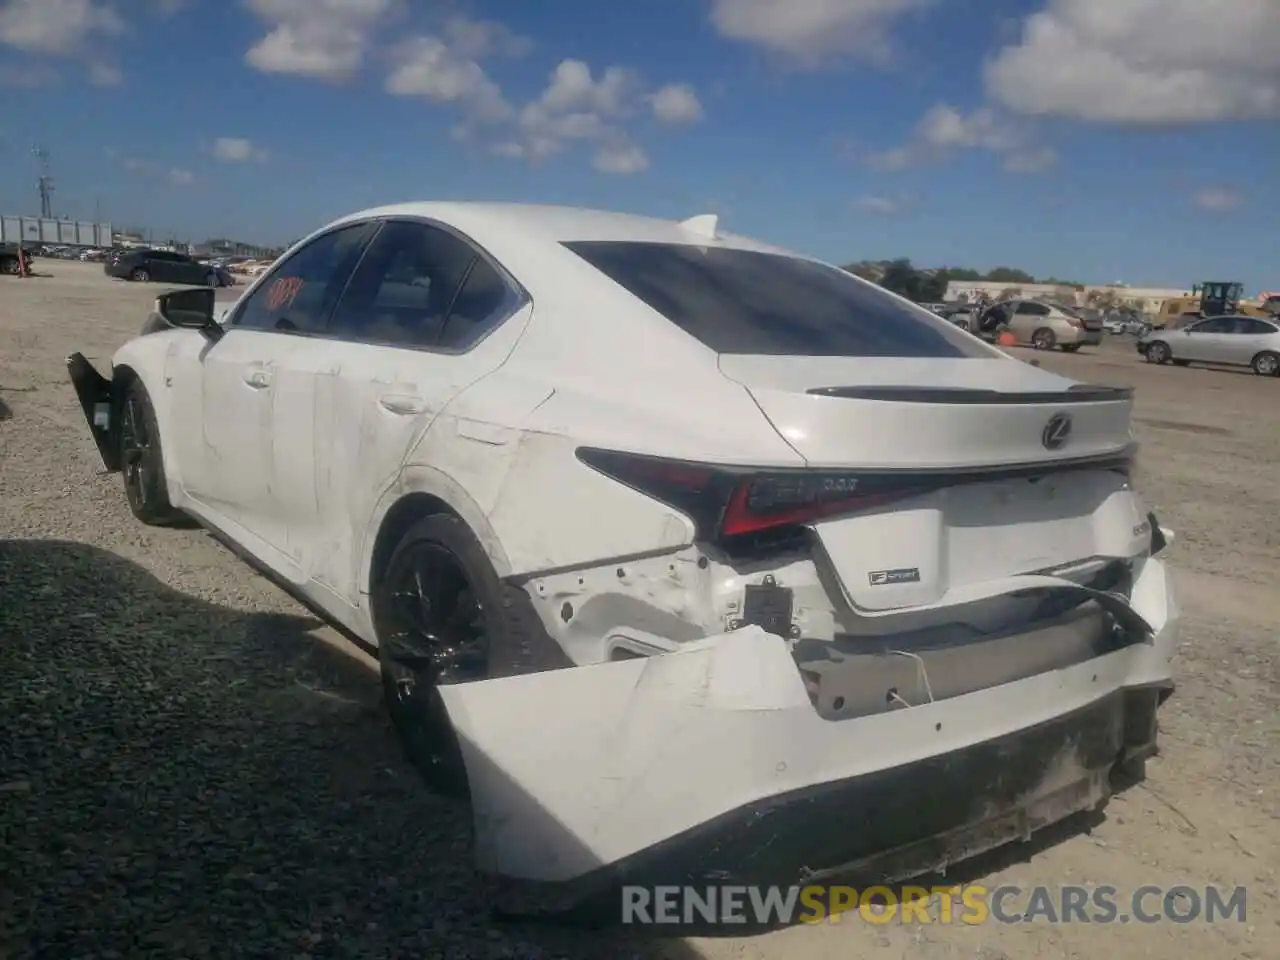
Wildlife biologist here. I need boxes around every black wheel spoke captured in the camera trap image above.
[381,543,489,694]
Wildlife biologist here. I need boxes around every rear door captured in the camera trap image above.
[1225,317,1278,365]
[299,218,530,599]
[172,252,205,284]
[1009,300,1049,341]
[171,221,377,575]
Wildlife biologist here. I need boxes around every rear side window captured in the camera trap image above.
[563,241,986,357]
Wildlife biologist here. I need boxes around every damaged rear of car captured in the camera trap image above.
[422,231,1179,911]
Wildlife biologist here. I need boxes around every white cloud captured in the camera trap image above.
[108,150,195,186]
[212,136,269,162]
[593,140,649,175]
[856,194,909,215]
[649,83,703,124]
[709,0,932,65]
[384,22,696,174]
[244,0,396,82]
[0,62,57,85]
[386,35,511,120]
[439,15,531,60]
[0,0,122,54]
[1192,186,1242,213]
[88,60,120,86]
[1002,146,1058,173]
[917,104,1014,151]
[867,103,1056,174]
[986,0,1280,124]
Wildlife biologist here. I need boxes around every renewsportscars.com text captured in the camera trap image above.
[621,884,1247,926]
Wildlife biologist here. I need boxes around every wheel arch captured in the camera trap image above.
[361,465,514,601]
[1252,349,1280,375]
[109,337,184,496]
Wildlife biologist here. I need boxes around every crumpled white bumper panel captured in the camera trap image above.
[439,557,1178,884]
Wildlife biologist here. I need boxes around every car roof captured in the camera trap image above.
[327,201,796,257]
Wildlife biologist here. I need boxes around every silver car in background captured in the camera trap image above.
[1138,314,1280,376]
[1001,299,1104,352]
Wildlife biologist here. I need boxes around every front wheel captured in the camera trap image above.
[130,268,149,282]
[1031,328,1056,350]
[1145,341,1171,364]
[1252,351,1280,377]
[118,379,183,525]
[372,514,571,797]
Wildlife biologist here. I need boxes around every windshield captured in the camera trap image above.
[563,241,988,358]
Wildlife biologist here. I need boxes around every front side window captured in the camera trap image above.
[563,241,987,357]
[1190,317,1231,334]
[234,222,375,334]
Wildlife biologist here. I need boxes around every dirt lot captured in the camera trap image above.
[1,260,1277,959]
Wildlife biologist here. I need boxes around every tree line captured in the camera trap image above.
[841,258,1079,303]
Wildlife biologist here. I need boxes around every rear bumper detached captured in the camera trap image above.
[442,554,1178,918]
[66,352,120,472]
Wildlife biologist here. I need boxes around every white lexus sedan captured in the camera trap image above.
[68,202,1178,911]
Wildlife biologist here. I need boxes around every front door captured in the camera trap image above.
[175,221,377,578]
[1177,317,1230,363]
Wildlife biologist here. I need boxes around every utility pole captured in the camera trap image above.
[32,145,54,219]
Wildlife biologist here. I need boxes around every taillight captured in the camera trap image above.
[721,472,915,535]
[577,446,1137,543]
[575,448,919,541]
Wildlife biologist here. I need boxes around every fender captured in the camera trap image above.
[357,462,515,598]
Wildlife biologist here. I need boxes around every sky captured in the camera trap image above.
[0,0,1277,290]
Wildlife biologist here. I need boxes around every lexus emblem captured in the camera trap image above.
[1042,412,1073,450]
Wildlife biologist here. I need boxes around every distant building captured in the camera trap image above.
[945,280,1193,314]
[945,280,1079,303]
[1081,284,1191,314]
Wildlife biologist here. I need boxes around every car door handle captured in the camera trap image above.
[243,367,271,389]
[378,393,427,415]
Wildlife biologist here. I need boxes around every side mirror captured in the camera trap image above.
[156,287,223,341]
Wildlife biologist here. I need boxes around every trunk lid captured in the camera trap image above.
[719,355,1144,612]
[719,355,1133,468]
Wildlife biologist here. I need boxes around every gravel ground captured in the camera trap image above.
[2,261,1278,960]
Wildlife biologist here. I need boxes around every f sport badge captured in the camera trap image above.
[868,567,922,586]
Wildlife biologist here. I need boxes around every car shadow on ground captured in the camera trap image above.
[0,539,703,960]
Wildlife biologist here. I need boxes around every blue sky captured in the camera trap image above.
[1,0,1276,290]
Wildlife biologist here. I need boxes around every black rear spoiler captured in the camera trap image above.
[806,384,1132,404]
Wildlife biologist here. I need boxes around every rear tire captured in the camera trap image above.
[1252,351,1280,377]
[130,268,149,282]
[118,379,184,526]
[1031,328,1056,350]
[1145,341,1171,364]
[2,256,20,275]
[373,514,571,797]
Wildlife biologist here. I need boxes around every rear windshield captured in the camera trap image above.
[563,241,987,358]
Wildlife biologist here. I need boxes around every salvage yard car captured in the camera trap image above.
[67,202,1179,911]
[1138,314,1280,376]
[1000,298,1104,352]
